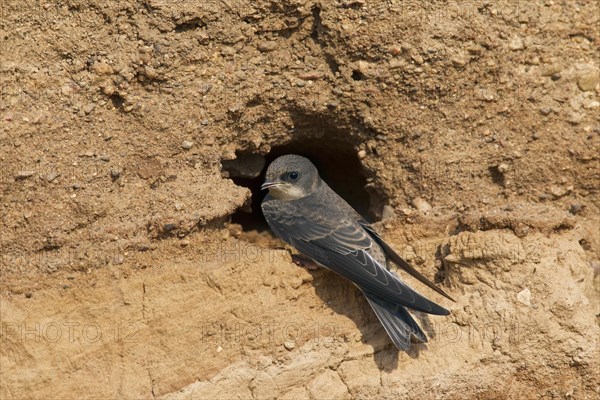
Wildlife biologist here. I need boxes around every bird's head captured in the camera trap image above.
[261,154,321,200]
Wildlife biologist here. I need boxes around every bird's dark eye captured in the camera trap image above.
[288,171,300,180]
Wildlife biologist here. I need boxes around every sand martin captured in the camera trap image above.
[261,154,454,350]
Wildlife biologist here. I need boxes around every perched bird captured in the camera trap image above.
[260,154,454,350]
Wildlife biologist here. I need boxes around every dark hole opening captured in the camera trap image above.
[174,18,205,33]
[109,93,125,109]
[351,70,364,81]
[488,165,505,186]
[223,139,376,234]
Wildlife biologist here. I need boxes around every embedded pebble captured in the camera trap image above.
[381,205,396,221]
[516,288,532,306]
[567,112,584,125]
[451,54,468,67]
[200,83,213,94]
[467,44,482,55]
[577,71,599,92]
[497,163,510,173]
[15,171,36,180]
[412,197,432,213]
[541,65,561,76]
[101,84,116,96]
[83,103,96,115]
[92,61,113,75]
[221,46,236,56]
[182,141,194,150]
[138,242,151,251]
[411,54,423,65]
[569,204,583,215]
[144,66,158,79]
[163,223,177,232]
[258,41,277,52]
[388,59,405,70]
[549,186,568,198]
[509,36,525,50]
[46,172,61,182]
[389,46,401,56]
[298,71,322,80]
[284,341,295,351]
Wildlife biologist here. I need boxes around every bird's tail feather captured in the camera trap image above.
[363,291,427,350]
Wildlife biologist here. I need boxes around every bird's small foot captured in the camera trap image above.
[291,254,320,270]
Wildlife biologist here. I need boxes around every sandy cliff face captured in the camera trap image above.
[1,1,598,399]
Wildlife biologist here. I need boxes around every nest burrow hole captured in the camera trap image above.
[222,138,385,234]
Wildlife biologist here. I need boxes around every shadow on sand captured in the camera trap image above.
[304,266,435,372]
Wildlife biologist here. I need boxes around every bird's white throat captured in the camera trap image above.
[267,184,307,200]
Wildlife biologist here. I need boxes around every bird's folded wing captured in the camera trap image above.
[361,223,455,302]
[264,208,449,315]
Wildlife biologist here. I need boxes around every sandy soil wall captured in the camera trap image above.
[1,1,599,399]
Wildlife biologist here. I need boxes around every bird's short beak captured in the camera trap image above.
[261,181,283,191]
